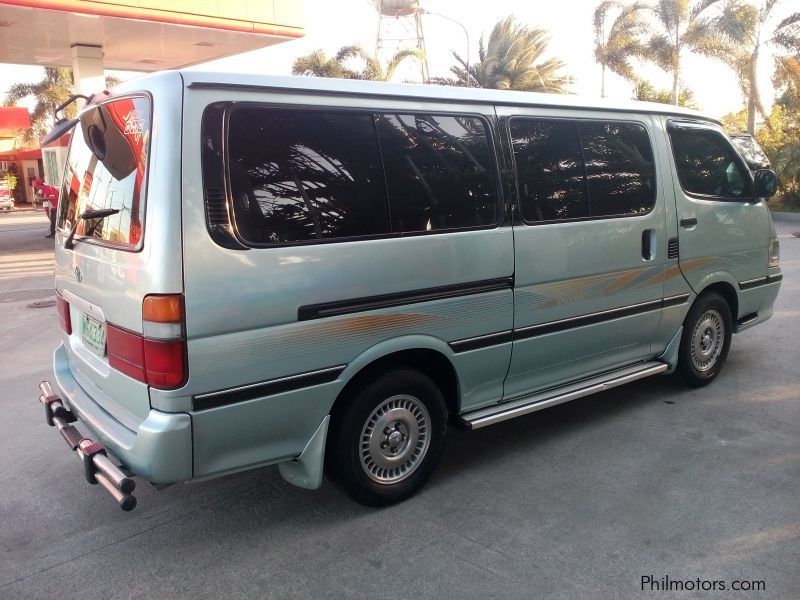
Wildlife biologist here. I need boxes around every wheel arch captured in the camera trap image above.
[331,337,461,423]
[694,279,739,321]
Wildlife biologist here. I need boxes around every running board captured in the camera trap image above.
[458,361,669,430]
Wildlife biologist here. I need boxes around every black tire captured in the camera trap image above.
[328,368,447,506]
[677,292,733,387]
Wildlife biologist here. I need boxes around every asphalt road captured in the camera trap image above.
[1,210,798,599]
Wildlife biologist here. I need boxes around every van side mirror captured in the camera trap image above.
[754,169,778,199]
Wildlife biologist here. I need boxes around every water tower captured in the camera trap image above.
[372,0,430,82]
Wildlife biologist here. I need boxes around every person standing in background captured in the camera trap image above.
[32,178,59,238]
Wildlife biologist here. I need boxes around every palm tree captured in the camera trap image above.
[594,1,650,97]
[646,0,730,105]
[291,49,361,80]
[4,67,75,143]
[5,67,120,143]
[711,1,800,134]
[292,46,425,82]
[448,16,570,93]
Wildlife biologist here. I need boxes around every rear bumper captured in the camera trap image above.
[53,343,193,483]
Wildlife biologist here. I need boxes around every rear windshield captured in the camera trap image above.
[57,96,150,248]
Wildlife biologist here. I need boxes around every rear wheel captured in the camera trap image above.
[328,368,447,506]
[678,292,732,387]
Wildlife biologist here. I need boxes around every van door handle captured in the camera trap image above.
[680,217,698,228]
[641,229,655,260]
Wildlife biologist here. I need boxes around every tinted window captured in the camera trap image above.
[510,119,588,221]
[510,118,656,222]
[376,114,497,232]
[669,127,751,198]
[227,108,390,244]
[58,96,150,247]
[580,121,655,216]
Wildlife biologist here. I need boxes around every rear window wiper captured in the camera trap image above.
[64,209,120,249]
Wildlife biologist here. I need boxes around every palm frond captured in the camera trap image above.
[3,83,38,105]
[772,12,800,53]
[690,0,723,23]
[382,48,425,81]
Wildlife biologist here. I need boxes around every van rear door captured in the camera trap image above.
[53,82,185,430]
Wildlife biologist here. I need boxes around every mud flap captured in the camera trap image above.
[658,326,683,374]
[278,416,329,490]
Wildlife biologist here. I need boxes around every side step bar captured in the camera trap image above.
[38,381,137,511]
[459,361,669,430]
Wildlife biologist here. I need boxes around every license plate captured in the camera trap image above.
[81,314,107,358]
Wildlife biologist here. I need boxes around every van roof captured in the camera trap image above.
[130,69,719,123]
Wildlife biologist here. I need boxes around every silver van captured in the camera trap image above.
[38,72,782,510]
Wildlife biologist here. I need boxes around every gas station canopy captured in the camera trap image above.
[0,0,304,71]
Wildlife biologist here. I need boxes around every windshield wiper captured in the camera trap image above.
[64,209,120,249]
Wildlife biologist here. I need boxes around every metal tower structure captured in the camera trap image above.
[371,0,430,82]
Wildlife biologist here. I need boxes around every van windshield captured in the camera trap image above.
[57,96,150,248]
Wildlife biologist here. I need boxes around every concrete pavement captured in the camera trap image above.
[0,212,798,599]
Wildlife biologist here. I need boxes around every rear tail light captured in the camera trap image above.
[56,292,72,334]
[768,237,780,268]
[143,339,186,388]
[106,294,186,389]
[107,324,146,382]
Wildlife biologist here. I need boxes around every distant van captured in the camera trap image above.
[38,72,782,510]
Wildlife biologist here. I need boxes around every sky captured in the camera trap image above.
[0,0,792,120]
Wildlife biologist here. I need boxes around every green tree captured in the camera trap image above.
[710,1,800,133]
[646,0,731,104]
[633,78,700,107]
[763,55,800,208]
[292,46,425,82]
[447,16,570,93]
[722,58,800,209]
[594,1,650,97]
[4,67,120,143]
[774,54,800,107]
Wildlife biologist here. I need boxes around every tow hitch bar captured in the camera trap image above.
[39,381,137,511]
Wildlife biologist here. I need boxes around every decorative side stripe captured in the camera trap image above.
[193,365,346,411]
[768,274,784,285]
[739,277,766,290]
[514,300,662,341]
[448,295,691,352]
[298,277,514,321]
[449,331,513,353]
[513,295,690,342]
[739,274,782,291]
[663,293,691,308]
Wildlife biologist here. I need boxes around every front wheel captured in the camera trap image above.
[328,368,447,506]
[677,292,732,387]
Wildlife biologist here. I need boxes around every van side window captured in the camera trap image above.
[510,118,655,222]
[580,122,655,217]
[227,108,390,244]
[376,114,497,232]
[220,108,498,245]
[509,119,588,221]
[669,126,751,199]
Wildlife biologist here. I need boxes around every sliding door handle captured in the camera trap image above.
[641,229,655,260]
[680,217,698,228]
